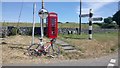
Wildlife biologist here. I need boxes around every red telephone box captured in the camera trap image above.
[46,12,58,39]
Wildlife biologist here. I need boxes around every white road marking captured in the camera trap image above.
[108,63,115,66]
[0,38,4,40]
[107,59,116,68]
[110,59,116,63]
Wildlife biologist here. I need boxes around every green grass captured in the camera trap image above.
[58,32,118,42]
[58,33,87,39]
[1,22,41,27]
[59,23,100,28]
[93,32,118,42]
[1,22,100,29]
[58,31,118,59]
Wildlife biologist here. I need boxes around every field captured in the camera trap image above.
[1,22,100,29]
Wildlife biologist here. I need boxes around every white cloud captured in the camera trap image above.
[76,1,118,15]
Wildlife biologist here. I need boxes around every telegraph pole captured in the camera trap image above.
[17,2,23,35]
[79,0,82,35]
[118,1,120,11]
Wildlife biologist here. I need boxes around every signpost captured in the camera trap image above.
[88,9,93,40]
[38,0,48,38]
[38,9,49,19]
[92,17,103,21]
[38,9,48,38]
[38,0,48,48]
[80,9,103,40]
[81,14,89,17]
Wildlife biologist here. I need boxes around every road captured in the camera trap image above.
[36,53,118,66]
[3,52,118,67]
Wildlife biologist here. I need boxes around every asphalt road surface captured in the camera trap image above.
[3,52,118,67]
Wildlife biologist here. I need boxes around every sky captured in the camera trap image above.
[1,0,119,23]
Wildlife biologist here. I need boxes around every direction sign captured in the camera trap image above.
[80,14,89,17]
[92,17,103,21]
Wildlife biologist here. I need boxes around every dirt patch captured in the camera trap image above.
[0,38,3,66]
[2,35,64,64]
[2,34,118,64]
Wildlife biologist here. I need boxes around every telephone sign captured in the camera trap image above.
[46,12,58,39]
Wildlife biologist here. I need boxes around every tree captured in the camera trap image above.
[100,16,118,29]
[104,17,113,24]
[113,10,120,27]
[58,22,62,24]
[66,22,69,23]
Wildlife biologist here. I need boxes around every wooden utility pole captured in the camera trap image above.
[118,1,120,11]
[16,2,23,35]
[79,0,82,35]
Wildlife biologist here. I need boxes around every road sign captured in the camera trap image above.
[38,9,48,19]
[81,14,89,17]
[92,17,103,21]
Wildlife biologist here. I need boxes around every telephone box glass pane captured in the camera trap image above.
[51,18,56,35]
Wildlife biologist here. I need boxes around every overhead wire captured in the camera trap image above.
[16,1,24,34]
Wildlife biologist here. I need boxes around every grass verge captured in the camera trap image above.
[58,32,118,59]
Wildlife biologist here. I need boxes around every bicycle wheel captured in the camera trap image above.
[48,44,60,58]
[27,49,38,57]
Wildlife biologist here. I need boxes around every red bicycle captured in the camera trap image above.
[26,38,60,58]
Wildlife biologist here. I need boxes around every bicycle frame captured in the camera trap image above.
[26,38,59,57]
[44,42,52,51]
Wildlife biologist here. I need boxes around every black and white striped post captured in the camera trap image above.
[89,9,93,40]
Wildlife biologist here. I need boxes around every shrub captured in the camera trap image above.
[28,28,32,35]
[100,23,118,29]
[11,28,17,35]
